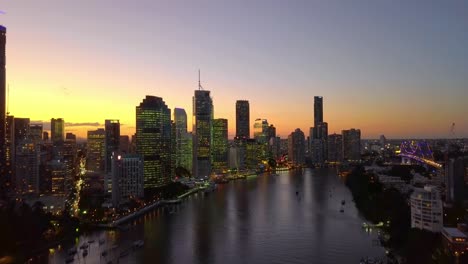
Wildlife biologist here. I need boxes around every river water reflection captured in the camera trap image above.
[49,168,384,264]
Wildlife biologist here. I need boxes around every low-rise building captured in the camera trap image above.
[442,226,468,256]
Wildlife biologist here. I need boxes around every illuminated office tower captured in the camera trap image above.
[193,89,213,178]
[288,128,305,165]
[87,128,105,172]
[111,152,144,206]
[327,133,343,163]
[253,118,269,144]
[236,100,250,139]
[63,133,77,178]
[51,118,64,145]
[136,96,172,188]
[0,26,6,186]
[342,128,361,162]
[105,119,120,173]
[212,118,228,171]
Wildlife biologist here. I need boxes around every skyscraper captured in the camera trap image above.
[288,128,305,165]
[0,26,6,186]
[51,118,64,145]
[327,133,343,163]
[29,124,43,143]
[105,119,120,173]
[174,108,188,168]
[236,100,250,139]
[253,118,269,144]
[86,128,105,172]
[193,90,213,178]
[310,96,327,164]
[314,96,323,126]
[445,157,465,204]
[136,96,172,188]
[342,128,361,162]
[212,118,228,170]
[111,152,144,206]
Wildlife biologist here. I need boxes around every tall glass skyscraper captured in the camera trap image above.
[86,128,105,172]
[236,100,250,139]
[193,90,213,178]
[253,118,269,144]
[51,118,64,145]
[136,96,172,188]
[173,108,192,172]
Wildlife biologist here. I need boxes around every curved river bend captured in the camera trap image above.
[49,168,384,264]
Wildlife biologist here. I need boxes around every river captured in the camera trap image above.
[48,168,385,264]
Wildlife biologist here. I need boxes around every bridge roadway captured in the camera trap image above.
[399,153,443,169]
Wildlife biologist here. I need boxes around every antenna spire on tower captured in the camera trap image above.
[198,69,202,90]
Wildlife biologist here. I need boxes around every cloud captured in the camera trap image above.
[65,122,102,127]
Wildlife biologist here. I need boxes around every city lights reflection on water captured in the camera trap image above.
[48,168,384,264]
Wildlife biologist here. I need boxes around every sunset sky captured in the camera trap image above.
[1,0,467,139]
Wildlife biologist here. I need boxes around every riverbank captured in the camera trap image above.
[345,165,450,263]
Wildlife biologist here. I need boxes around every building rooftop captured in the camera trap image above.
[443,227,467,238]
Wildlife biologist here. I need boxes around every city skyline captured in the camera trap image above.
[1,1,468,139]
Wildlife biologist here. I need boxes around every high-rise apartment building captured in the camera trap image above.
[136,96,172,188]
[410,186,443,233]
[86,128,105,172]
[51,118,64,145]
[236,100,250,139]
[342,128,361,162]
[105,119,120,173]
[212,118,228,170]
[193,90,213,178]
[288,128,305,165]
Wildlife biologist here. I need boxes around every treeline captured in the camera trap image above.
[0,201,79,262]
[345,166,452,263]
